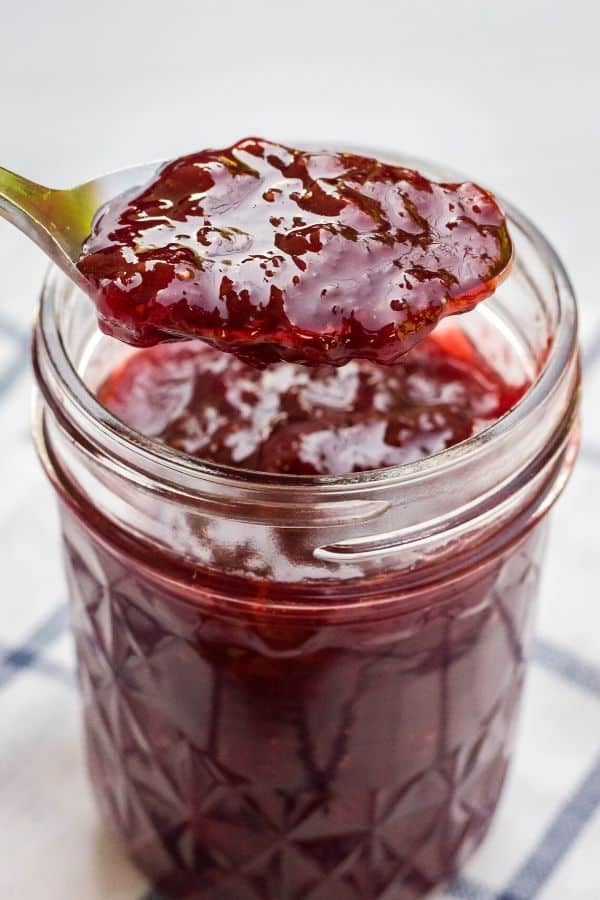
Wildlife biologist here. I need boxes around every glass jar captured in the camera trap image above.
[32,151,580,900]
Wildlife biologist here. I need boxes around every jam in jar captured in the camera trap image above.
[33,148,580,899]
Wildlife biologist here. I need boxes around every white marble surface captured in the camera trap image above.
[0,3,599,898]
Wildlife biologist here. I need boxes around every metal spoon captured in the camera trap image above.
[0,162,158,291]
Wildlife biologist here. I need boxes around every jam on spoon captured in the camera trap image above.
[78,138,513,368]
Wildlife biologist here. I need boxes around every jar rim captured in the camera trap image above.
[35,147,579,496]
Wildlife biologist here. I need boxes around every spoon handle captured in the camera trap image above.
[0,166,54,223]
[0,166,63,256]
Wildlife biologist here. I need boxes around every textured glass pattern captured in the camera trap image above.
[61,507,546,900]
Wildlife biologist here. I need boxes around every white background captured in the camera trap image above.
[0,2,599,898]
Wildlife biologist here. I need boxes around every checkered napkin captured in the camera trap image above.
[1,236,599,900]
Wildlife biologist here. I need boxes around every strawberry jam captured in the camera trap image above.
[56,326,534,900]
[40,141,572,900]
[63,507,545,900]
[78,138,513,367]
[98,328,526,474]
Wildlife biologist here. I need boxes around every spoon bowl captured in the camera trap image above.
[0,162,159,290]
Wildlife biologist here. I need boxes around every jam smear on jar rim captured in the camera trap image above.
[78,137,513,368]
[98,327,528,476]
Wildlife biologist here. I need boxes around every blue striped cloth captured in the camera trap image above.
[1,285,598,900]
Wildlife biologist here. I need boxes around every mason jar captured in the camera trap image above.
[31,152,580,900]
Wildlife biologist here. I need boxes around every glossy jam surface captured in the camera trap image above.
[98,329,525,475]
[78,138,513,367]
